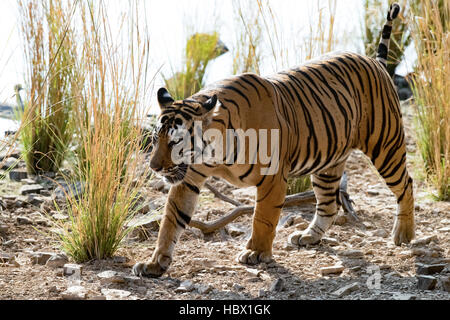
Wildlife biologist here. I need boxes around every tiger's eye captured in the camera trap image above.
[174,118,183,126]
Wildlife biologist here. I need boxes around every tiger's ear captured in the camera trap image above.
[202,94,218,114]
[157,88,174,108]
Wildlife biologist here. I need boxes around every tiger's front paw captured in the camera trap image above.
[237,249,273,265]
[132,253,171,278]
[392,216,415,245]
[288,230,321,246]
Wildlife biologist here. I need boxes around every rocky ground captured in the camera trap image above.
[0,102,449,300]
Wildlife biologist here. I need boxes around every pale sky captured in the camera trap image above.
[0,0,413,114]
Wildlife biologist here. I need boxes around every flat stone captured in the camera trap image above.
[0,224,8,234]
[21,178,36,184]
[61,286,87,300]
[339,249,364,258]
[46,254,69,268]
[333,214,347,226]
[269,278,285,292]
[197,283,213,294]
[1,157,19,170]
[438,227,450,233]
[51,212,69,221]
[16,216,33,225]
[417,275,437,290]
[53,181,85,201]
[320,265,345,276]
[0,252,17,265]
[97,270,126,284]
[232,283,245,291]
[411,235,438,246]
[19,184,44,195]
[392,293,417,300]
[440,276,450,292]
[31,252,53,265]
[174,280,194,293]
[321,237,339,246]
[63,264,83,277]
[416,263,446,275]
[9,169,27,182]
[332,282,360,297]
[367,189,379,196]
[126,213,162,239]
[370,229,389,238]
[226,224,247,237]
[101,289,131,300]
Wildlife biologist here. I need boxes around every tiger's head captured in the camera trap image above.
[148,88,218,184]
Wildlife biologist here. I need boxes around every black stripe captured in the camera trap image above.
[190,167,207,178]
[183,181,200,194]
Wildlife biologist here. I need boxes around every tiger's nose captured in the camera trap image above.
[150,159,162,172]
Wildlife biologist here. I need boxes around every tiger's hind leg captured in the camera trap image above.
[289,162,346,246]
[369,148,415,245]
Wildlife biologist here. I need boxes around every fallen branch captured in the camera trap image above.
[192,172,356,234]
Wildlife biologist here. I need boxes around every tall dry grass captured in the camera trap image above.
[410,1,449,200]
[57,0,152,262]
[18,0,79,174]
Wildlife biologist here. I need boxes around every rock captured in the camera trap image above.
[0,224,8,235]
[392,293,417,300]
[126,213,162,240]
[63,264,83,277]
[0,148,20,161]
[197,283,213,294]
[97,270,126,284]
[333,214,347,226]
[367,189,379,196]
[0,252,18,265]
[339,249,364,258]
[19,184,44,195]
[25,195,46,206]
[101,289,131,300]
[175,280,194,293]
[417,275,437,290]
[440,276,450,292]
[231,187,256,200]
[370,229,389,238]
[53,181,84,201]
[245,267,262,277]
[321,237,339,246]
[438,227,450,233]
[416,263,446,275]
[2,240,15,247]
[411,235,438,246]
[16,216,33,225]
[21,178,36,184]
[410,248,431,257]
[258,289,266,298]
[226,224,246,237]
[46,254,69,268]
[51,212,69,221]
[269,278,284,292]
[332,282,360,297]
[123,275,142,285]
[232,283,245,291]
[61,286,87,300]
[31,252,53,265]
[320,265,345,276]
[1,157,18,170]
[9,169,27,182]
[279,213,296,228]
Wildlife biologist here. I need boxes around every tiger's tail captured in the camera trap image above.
[376,2,400,68]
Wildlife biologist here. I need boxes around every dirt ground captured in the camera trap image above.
[0,102,449,300]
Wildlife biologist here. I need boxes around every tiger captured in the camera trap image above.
[133,3,414,277]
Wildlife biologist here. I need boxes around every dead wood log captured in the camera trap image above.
[191,172,356,234]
